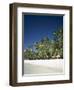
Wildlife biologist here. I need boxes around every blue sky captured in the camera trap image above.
[24,14,63,49]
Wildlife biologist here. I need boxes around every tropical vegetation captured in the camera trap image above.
[24,28,63,60]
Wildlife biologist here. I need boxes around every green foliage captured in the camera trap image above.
[53,29,63,58]
[24,28,63,60]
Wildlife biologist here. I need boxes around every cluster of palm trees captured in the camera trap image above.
[24,29,63,60]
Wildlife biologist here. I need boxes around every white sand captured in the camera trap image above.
[24,59,64,75]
